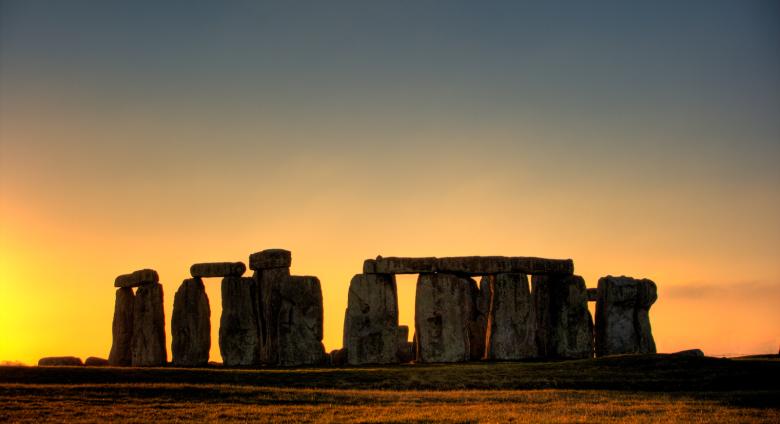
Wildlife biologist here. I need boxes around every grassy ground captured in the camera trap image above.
[1,354,778,423]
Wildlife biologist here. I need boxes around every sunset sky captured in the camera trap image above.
[1,1,778,365]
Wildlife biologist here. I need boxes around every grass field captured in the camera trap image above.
[1,354,778,423]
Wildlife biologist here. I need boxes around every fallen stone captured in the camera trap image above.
[85,357,109,366]
[131,283,167,366]
[115,269,159,288]
[595,276,657,357]
[108,287,134,366]
[343,273,400,365]
[363,256,437,274]
[249,249,292,270]
[587,288,598,302]
[414,273,475,363]
[219,276,260,367]
[671,349,704,357]
[330,348,347,366]
[533,274,593,359]
[483,273,537,360]
[190,262,246,278]
[38,356,82,366]
[171,278,211,367]
[256,267,290,365]
[277,275,325,366]
[437,256,573,276]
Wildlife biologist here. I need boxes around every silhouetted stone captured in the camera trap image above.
[363,257,437,274]
[249,249,291,270]
[587,288,598,302]
[85,357,109,366]
[277,275,325,366]
[171,278,211,367]
[219,276,259,367]
[533,274,593,359]
[115,269,159,288]
[256,267,290,365]
[595,276,657,357]
[466,277,487,361]
[330,348,347,366]
[108,287,134,366]
[131,283,167,366]
[483,273,537,360]
[38,356,82,366]
[437,256,573,276]
[343,273,400,365]
[672,349,704,357]
[415,273,476,363]
[190,262,246,278]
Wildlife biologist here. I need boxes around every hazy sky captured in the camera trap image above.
[1,1,779,364]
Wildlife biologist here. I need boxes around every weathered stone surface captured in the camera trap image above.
[396,326,413,363]
[483,273,537,360]
[467,277,487,360]
[108,287,134,366]
[115,269,159,288]
[277,275,325,366]
[533,274,593,359]
[256,267,290,365]
[219,277,259,367]
[363,257,437,274]
[131,283,167,366]
[38,356,82,366]
[85,357,109,366]
[587,288,598,302]
[249,249,291,270]
[171,278,211,367]
[437,256,573,276]
[343,273,400,365]
[595,276,657,357]
[415,273,476,363]
[190,262,246,278]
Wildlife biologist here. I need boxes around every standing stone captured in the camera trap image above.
[277,276,325,366]
[171,278,211,367]
[466,277,488,360]
[414,273,475,363]
[219,276,260,366]
[108,287,134,366]
[131,283,167,366]
[255,267,290,365]
[533,274,594,359]
[343,273,400,365]
[595,276,657,357]
[483,273,537,360]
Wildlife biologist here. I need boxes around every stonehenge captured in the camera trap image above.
[595,276,657,357]
[171,277,211,367]
[108,253,658,368]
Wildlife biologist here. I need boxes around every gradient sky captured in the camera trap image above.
[1,1,779,364]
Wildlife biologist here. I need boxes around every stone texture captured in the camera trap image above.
[595,276,657,357]
[533,274,594,359]
[414,273,476,363]
[38,356,82,366]
[483,273,537,360]
[131,283,167,366]
[587,288,598,302]
[85,357,109,366]
[219,276,260,366]
[277,275,325,366]
[108,287,134,366]
[171,278,211,367]
[466,277,487,361]
[437,256,573,276]
[190,262,246,278]
[363,257,437,274]
[256,267,290,365]
[330,349,347,366]
[343,273,400,365]
[249,249,291,270]
[115,269,159,288]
